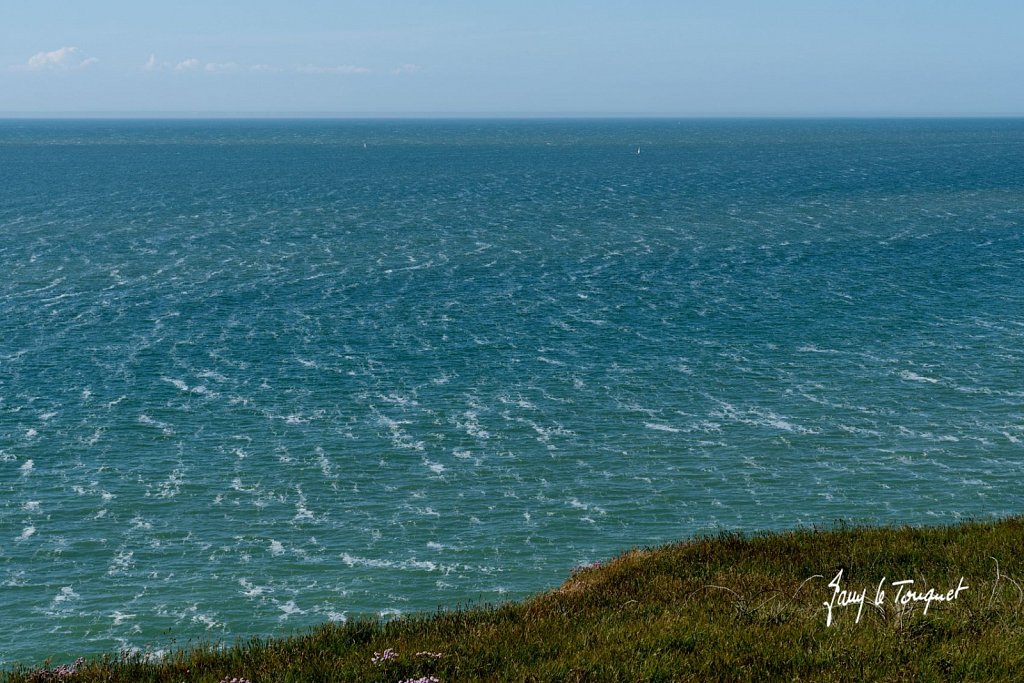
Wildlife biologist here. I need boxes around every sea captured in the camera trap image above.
[1,118,1022,665]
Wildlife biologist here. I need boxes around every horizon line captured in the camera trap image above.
[2,111,1024,121]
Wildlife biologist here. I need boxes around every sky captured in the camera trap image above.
[1,1,1023,117]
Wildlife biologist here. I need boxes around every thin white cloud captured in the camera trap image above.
[297,64,371,75]
[205,62,240,73]
[145,56,282,74]
[11,46,97,72]
[174,58,202,72]
[391,63,421,76]
[143,56,372,76]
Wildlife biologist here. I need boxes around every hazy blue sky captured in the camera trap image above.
[2,1,1022,116]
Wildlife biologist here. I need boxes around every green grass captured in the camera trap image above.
[7,517,1024,682]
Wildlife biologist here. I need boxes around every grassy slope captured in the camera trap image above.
[7,517,1024,682]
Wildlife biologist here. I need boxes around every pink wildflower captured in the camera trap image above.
[25,658,85,682]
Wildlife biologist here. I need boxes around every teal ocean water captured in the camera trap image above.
[1,119,1022,664]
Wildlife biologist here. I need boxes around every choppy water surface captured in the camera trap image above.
[1,119,1022,664]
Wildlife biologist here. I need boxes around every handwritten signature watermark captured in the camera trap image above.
[822,569,969,627]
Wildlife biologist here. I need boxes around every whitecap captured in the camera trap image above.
[108,551,134,575]
[455,411,490,440]
[192,613,220,629]
[293,503,315,521]
[138,414,174,435]
[340,553,440,572]
[277,600,304,617]
[315,447,334,477]
[163,377,190,392]
[424,459,446,474]
[239,578,271,598]
[797,345,841,354]
[155,468,184,498]
[111,611,136,625]
[376,413,425,450]
[899,370,940,384]
[197,370,229,382]
[130,515,152,531]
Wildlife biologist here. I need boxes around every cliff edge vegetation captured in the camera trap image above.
[6,517,1024,682]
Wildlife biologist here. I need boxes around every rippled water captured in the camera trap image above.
[1,119,1022,664]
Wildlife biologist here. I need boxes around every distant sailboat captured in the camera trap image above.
[636,145,641,155]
